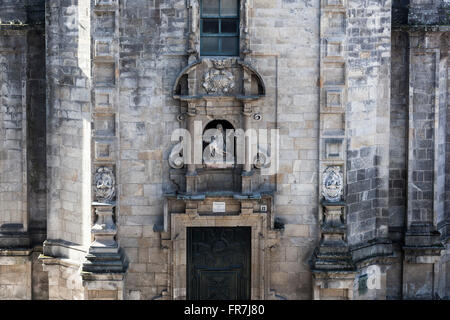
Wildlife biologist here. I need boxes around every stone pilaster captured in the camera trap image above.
[187,0,199,63]
[242,103,253,194]
[402,30,445,299]
[81,0,125,299]
[185,103,197,194]
[311,0,357,300]
[42,0,93,299]
[0,35,30,243]
[345,0,393,268]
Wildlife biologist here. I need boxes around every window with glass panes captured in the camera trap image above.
[200,0,239,56]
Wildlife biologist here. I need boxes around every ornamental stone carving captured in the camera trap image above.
[169,141,184,169]
[253,147,270,169]
[322,166,343,202]
[94,167,116,203]
[203,59,235,94]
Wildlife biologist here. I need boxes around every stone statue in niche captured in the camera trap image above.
[322,166,343,202]
[204,124,234,168]
[203,59,235,94]
[169,140,184,169]
[94,167,116,203]
[206,124,226,160]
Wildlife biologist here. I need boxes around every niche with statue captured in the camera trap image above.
[169,57,269,195]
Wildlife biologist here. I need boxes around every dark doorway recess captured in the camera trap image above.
[187,227,251,300]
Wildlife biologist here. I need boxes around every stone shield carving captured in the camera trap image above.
[203,60,235,94]
[94,167,116,203]
[322,166,343,202]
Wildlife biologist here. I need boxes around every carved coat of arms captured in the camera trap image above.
[322,166,343,202]
[203,59,235,94]
[94,167,116,203]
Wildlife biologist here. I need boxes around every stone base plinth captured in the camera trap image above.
[81,273,125,300]
[312,271,357,300]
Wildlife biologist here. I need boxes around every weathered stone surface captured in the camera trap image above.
[0,0,449,300]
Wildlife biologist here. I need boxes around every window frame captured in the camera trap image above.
[200,0,240,56]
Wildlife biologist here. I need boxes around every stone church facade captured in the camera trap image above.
[0,0,449,300]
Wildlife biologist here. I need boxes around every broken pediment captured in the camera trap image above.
[173,58,265,102]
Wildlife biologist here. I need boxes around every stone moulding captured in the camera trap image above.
[0,224,30,248]
[172,216,269,299]
[159,193,279,300]
[312,270,357,300]
[403,226,444,264]
[349,239,394,265]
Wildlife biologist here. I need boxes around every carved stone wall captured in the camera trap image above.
[1,0,450,300]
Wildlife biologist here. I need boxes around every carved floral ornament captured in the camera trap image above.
[322,166,344,202]
[94,167,116,203]
[203,59,235,95]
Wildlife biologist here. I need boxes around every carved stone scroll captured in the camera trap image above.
[169,141,185,169]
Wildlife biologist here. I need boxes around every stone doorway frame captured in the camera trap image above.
[166,211,269,300]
